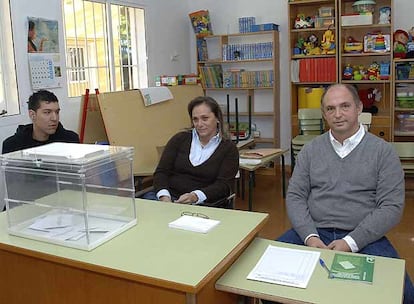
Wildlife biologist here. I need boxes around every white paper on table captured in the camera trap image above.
[29,213,74,231]
[168,215,220,233]
[247,245,320,288]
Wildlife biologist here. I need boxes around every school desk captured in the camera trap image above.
[216,238,405,304]
[0,197,268,304]
[239,149,288,211]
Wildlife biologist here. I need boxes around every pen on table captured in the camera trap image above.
[319,258,332,277]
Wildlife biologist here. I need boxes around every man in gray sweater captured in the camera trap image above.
[276,84,413,303]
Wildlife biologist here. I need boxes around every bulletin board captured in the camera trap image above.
[97,85,204,176]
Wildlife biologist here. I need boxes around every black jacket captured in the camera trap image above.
[2,122,80,154]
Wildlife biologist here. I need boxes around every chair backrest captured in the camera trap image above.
[391,142,414,175]
[297,108,324,135]
[359,112,372,131]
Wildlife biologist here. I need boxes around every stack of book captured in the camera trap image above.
[199,64,223,88]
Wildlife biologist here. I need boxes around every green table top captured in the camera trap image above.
[0,199,268,293]
[216,238,405,304]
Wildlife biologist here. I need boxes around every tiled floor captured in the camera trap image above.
[234,169,414,280]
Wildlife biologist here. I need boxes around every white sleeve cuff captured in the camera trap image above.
[156,189,171,200]
[192,190,206,204]
[343,235,359,253]
[304,233,320,245]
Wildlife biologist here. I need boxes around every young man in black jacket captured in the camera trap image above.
[2,90,79,154]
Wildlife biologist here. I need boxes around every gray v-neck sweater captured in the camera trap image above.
[287,132,404,249]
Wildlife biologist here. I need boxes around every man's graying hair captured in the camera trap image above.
[320,83,362,109]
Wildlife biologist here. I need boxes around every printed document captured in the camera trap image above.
[247,245,320,288]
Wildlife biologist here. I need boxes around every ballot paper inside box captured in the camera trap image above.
[0,142,137,251]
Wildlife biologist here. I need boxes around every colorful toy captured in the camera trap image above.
[343,64,353,80]
[394,29,409,59]
[378,6,391,24]
[353,69,363,81]
[379,61,390,80]
[303,34,321,55]
[294,14,314,29]
[344,36,363,53]
[189,10,213,37]
[358,88,381,114]
[407,27,414,58]
[321,28,336,54]
[293,37,305,55]
[368,62,380,80]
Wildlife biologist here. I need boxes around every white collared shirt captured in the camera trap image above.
[329,123,365,159]
[329,123,365,252]
[305,124,365,252]
[189,128,221,166]
[157,129,221,204]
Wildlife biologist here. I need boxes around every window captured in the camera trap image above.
[67,47,86,82]
[0,0,19,117]
[63,0,148,97]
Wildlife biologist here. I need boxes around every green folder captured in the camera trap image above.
[329,253,375,283]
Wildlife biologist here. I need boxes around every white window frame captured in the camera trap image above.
[0,0,19,118]
[63,0,148,97]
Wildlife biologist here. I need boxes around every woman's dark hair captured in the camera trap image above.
[29,20,35,31]
[187,96,229,140]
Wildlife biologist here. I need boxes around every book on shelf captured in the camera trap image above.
[240,148,282,159]
[329,253,375,284]
[199,64,223,88]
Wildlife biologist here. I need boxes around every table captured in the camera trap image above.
[216,238,405,304]
[239,149,288,211]
[0,198,268,304]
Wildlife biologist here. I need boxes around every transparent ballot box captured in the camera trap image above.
[0,143,137,251]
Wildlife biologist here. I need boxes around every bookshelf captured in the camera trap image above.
[339,0,393,141]
[289,0,394,141]
[196,31,280,147]
[288,0,339,138]
[393,58,414,141]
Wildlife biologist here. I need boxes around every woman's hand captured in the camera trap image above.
[159,195,172,202]
[175,192,198,204]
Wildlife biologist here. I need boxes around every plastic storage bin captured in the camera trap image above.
[298,87,325,108]
[318,7,334,17]
[0,143,136,251]
[314,17,335,28]
[397,114,414,131]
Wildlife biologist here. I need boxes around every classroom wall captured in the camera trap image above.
[0,0,192,147]
[1,0,414,158]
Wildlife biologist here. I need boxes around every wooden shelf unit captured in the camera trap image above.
[289,0,394,141]
[196,31,280,147]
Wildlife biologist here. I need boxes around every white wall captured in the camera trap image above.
[2,0,414,158]
[1,0,191,147]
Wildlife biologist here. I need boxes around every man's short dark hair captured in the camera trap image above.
[27,90,59,111]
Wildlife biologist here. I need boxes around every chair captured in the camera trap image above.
[359,112,372,131]
[391,142,414,176]
[291,108,324,169]
[135,145,236,209]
